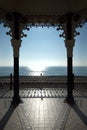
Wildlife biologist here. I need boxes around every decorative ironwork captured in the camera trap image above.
[59,32,65,38]
[0,19,12,37]
[56,25,65,38]
[6,30,12,37]
[1,11,87,39]
[78,19,87,28]
[21,32,27,38]
[2,21,12,37]
[74,19,87,37]
[74,30,80,37]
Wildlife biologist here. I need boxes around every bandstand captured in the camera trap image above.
[0,0,87,105]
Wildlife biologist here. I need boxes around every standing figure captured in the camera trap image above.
[10,73,12,90]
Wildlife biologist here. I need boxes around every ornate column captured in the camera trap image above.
[65,39,75,103]
[57,13,76,103]
[11,39,21,103]
[3,12,29,104]
[11,12,22,104]
[0,14,20,104]
[65,13,75,103]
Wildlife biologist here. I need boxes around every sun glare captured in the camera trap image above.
[29,65,46,72]
[28,65,46,76]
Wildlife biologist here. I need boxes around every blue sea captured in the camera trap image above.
[0,66,87,76]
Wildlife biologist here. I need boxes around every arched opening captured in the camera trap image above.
[74,22,87,76]
[20,27,66,76]
[0,23,13,76]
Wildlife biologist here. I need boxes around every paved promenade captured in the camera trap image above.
[0,88,87,130]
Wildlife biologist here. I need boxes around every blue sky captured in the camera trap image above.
[0,23,87,71]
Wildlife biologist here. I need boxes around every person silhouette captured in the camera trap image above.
[10,73,12,90]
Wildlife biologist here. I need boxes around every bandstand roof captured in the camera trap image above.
[0,0,87,16]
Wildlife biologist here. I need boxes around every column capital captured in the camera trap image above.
[11,39,21,47]
[64,39,75,57]
[11,39,22,57]
[65,39,75,47]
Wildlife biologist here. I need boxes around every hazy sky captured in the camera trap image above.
[0,23,87,71]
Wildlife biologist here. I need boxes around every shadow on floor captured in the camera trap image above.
[71,103,87,126]
[0,103,18,130]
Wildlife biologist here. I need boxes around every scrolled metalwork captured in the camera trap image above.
[21,32,27,38]
[74,30,80,37]
[59,32,65,38]
[6,30,12,37]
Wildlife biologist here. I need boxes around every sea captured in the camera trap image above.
[0,66,87,76]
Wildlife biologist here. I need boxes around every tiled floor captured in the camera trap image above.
[0,88,87,98]
[0,98,70,130]
[0,88,87,130]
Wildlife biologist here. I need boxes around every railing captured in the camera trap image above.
[0,76,87,89]
[19,76,67,83]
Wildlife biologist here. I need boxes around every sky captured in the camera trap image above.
[0,23,87,71]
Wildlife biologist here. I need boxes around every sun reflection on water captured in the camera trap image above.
[28,65,46,76]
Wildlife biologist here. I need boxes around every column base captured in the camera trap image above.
[11,96,22,106]
[64,96,75,105]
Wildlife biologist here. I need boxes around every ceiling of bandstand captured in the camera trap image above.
[0,0,87,16]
